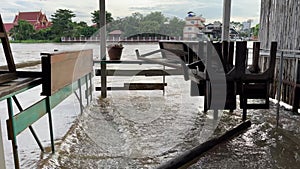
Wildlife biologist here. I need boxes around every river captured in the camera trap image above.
[0,42,299,168]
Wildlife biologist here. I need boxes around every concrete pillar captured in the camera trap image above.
[222,0,231,41]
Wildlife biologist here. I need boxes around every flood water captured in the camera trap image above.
[0,43,299,169]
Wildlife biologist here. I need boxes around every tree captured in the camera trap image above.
[10,20,35,40]
[91,10,114,28]
[161,17,185,37]
[51,9,76,39]
[251,24,260,37]
[32,27,52,40]
[107,11,185,38]
[139,21,160,33]
[73,21,97,37]
[142,12,166,25]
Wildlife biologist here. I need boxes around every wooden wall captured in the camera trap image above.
[260,0,300,50]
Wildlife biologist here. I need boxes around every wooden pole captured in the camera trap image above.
[100,0,107,98]
[222,0,231,41]
[0,121,6,169]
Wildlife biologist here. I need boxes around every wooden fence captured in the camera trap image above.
[259,50,300,112]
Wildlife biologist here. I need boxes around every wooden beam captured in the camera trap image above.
[0,15,16,72]
[0,78,42,101]
[96,83,167,91]
[0,73,17,84]
[0,32,5,38]
[156,120,251,169]
[95,69,183,76]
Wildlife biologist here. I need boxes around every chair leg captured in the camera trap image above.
[242,108,247,121]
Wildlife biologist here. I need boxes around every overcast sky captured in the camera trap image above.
[0,0,261,25]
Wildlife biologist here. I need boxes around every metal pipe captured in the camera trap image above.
[46,97,55,153]
[276,51,284,128]
[12,96,44,152]
[7,97,20,169]
[222,0,231,41]
[78,79,83,114]
[85,75,89,106]
[89,73,93,101]
[100,0,107,98]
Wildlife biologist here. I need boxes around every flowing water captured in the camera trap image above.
[0,43,299,169]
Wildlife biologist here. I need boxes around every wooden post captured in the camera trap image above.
[292,59,300,113]
[222,0,231,41]
[0,121,6,169]
[249,42,261,73]
[100,0,107,98]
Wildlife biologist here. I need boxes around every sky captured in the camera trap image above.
[0,0,261,25]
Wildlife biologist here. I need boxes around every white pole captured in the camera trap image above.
[0,121,6,169]
[222,0,231,41]
[100,0,107,98]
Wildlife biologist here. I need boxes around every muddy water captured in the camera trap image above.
[38,85,300,168]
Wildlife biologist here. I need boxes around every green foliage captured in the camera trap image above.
[91,10,114,28]
[10,20,35,40]
[252,24,260,37]
[51,9,76,38]
[73,21,97,37]
[107,12,185,38]
[139,21,160,33]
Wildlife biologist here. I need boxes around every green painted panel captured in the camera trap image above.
[13,75,88,136]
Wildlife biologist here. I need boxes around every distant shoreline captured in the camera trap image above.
[9,39,57,43]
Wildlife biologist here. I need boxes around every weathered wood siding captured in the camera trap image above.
[259,54,300,111]
[260,0,300,50]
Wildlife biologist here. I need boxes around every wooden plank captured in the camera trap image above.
[0,73,17,84]
[41,49,93,96]
[12,76,87,136]
[95,83,167,91]
[0,78,42,101]
[138,57,182,69]
[124,83,167,90]
[0,60,41,70]
[95,69,183,76]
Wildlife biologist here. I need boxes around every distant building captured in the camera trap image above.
[202,21,240,41]
[183,12,206,40]
[4,11,51,32]
[3,23,14,33]
[108,30,123,41]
